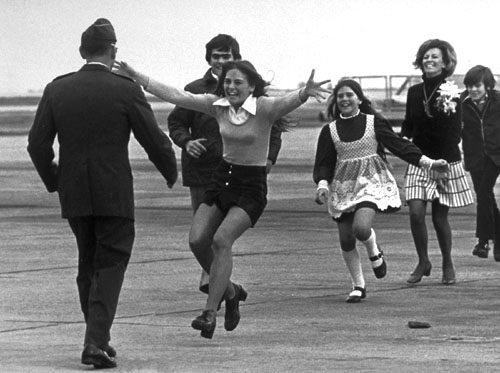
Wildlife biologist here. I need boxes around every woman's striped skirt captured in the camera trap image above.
[403,161,474,207]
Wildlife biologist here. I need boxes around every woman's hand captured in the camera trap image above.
[300,70,331,102]
[430,159,449,190]
[433,170,449,191]
[315,188,328,205]
[430,159,449,173]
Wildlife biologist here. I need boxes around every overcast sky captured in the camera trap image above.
[2,0,500,95]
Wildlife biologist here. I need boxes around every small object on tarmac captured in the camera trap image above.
[408,321,431,329]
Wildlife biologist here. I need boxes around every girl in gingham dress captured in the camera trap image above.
[402,39,473,286]
[314,79,448,303]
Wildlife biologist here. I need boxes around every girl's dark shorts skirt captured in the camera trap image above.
[202,160,267,226]
[332,201,400,222]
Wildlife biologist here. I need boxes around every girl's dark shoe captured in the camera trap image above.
[370,250,386,279]
[346,286,366,303]
[442,265,456,285]
[191,309,217,339]
[472,240,489,258]
[407,262,432,284]
[224,284,248,331]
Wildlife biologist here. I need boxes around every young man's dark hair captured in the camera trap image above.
[204,34,241,63]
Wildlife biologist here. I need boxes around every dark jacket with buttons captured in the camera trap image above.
[167,68,282,186]
[461,89,500,171]
[28,64,177,219]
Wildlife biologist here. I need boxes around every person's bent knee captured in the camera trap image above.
[339,238,356,252]
[431,213,449,229]
[95,256,129,271]
[94,245,131,270]
[408,208,425,225]
[189,237,211,256]
[189,228,213,251]
[431,213,444,225]
[212,234,233,254]
[352,224,371,241]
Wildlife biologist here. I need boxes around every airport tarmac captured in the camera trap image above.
[1,130,499,372]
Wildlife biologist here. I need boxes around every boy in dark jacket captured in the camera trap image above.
[461,65,500,261]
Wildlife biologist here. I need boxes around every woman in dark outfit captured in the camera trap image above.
[401,39,473,285]
[461,65,500,261]
[313,79,448,302]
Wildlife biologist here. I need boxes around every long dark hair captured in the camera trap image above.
[327,79,388,162]
[215,60,294,131]
[327,79,377,119]
[215,60,267,98]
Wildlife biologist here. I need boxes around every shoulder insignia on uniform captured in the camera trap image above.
[112,72,135,83]
[53,72,76,81]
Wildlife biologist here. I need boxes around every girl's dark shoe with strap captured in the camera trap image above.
[346,286,366,303]
[370,250,386,279]
[224,284,248,331]
[191,309,217,339]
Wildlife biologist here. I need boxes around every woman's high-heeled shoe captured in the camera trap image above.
[191,309,217,339]
[407,262,432,284]
[224,284,248,331]
[442,265,456,285]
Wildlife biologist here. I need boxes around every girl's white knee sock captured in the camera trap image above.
[341,247,365,288]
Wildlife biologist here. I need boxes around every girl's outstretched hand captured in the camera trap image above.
[315,188,328,205]
[113,61,138,80]
[113,61,150,88]
[302,69,331,103]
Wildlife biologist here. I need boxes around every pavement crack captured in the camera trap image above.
[0,322,60,334]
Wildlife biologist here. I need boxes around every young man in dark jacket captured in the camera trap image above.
[28,19,177,368]
[461,65,500,261]
[167,34,282,293]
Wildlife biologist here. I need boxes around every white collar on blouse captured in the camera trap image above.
[213,95,257,125]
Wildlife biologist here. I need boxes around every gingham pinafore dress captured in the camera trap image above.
[327,115,401,218]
